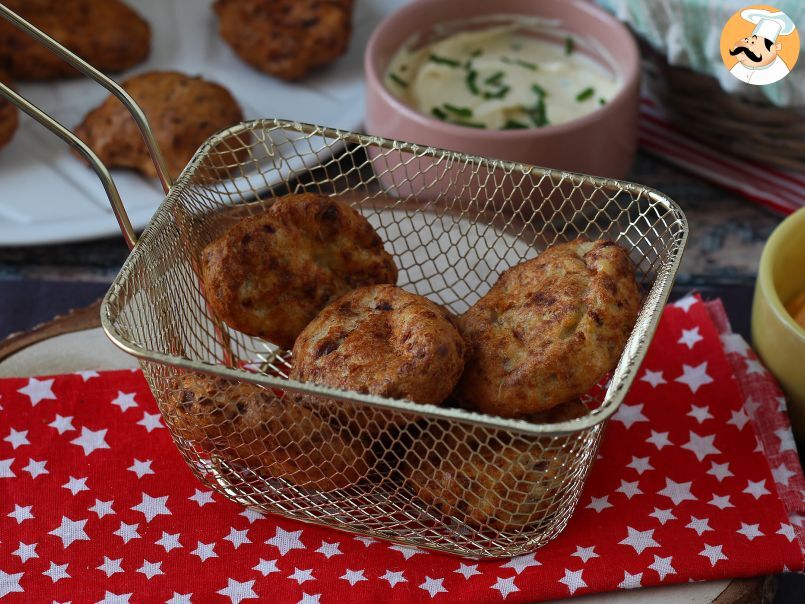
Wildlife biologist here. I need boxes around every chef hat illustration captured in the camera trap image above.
[741,8,796,43]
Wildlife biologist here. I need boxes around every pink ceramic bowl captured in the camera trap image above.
[364,0,640,179]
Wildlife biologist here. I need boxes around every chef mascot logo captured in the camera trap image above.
[721,5,799,85]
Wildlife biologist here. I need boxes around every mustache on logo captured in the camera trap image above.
[730,46,763,62]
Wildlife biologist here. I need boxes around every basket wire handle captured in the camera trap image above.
[0,4,175,250]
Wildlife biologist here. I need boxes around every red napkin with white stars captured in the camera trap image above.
[1,295,803,604]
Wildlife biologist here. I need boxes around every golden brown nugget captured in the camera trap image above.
[402,400,588,530]
[458,239,640,418]
[214,0,354,81]
[201,194,398,349]
[0,71,17,149]
[163,372,372,491]
[0,0,150,80]
[74,71,244,181]
[290,285,465,415]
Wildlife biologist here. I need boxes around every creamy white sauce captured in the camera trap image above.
[386,22,620,130]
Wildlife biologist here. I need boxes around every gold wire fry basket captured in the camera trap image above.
[0,6,687,559]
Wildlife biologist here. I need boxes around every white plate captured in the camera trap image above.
[0,0,407,246]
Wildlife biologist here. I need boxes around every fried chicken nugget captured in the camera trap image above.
[74,71,245,181]
[213,0,354,80]
[163,372,372,491]
[290,285,466,418]
[402,400,588,530]
[201,194,398,349]
[0,0,150,80]
[458,239,640,418]
[0,71,17,150]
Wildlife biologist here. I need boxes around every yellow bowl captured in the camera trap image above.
[752,207,805,440]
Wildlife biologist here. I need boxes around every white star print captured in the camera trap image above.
[744,358,766,375]
[380,570,407,587]
[699,543,727,566]
[289,568,315,585]
[113,522,140,543]
[43,561,69,583]
[23,458,48,478]
[687,405,713,424]
[646,430,672,450]
[618,571,643,589]
[454,563,480,580]
[616,479,642,499]
[777,523,795,542]
[132,493,171,522]
[48,414,75,434]
[389,544,424,560]
[727,409,750,430]
[707,461,733,482]
[314,541,342,558]
[774,428,797,453]
[224,528,251,549]
[776,397,787,412]
[737,522,764,541]
[558,568,587,595]
[0,570,23,598]
[4,428,29,449]
[156,531,182,552]
[253,559,279,576]
[648,555,676,581]
[17,377,56,406]
[191,541,218,562]
[137,412,164,432]
[0,457,14,478]
[681,431,720,462]
[340,569,367,586]
[137,560,163,579]
[500,552,541,574]
[720,333,750,356]
[266,527,305,556]
[612,403,648,429]
[77,370,99,381]
[298,594,320,604]
[675,362,713,393]
[572,545,599,563]
[772,463,796,486]
[678,327,703,349]
[640,369,666,388]
[189,489,214,506]
[626,457,653,476]
[743,479,770,499]
[686,516,713,536]
[217,578,257,604]
[649,507,676,525]
[240,508,264,523]
[111,391,138,412]
[586,495,612,513]
[658,478,696,506]
[128,459,154,479]
[97,557,124,577]
[354,536,377,547]
[95,591,131,604]
[12,542,38,563]
[62,476,89,496]
[674,295,698,312]
[70,427,110,456]
[8,504,33,524]
[491,576,519,599]
[166,593,192,604]
[48,516,89,548]
[88,499,114,518]
[708,494,734,510]
[619,526,660,554]
[419,576,447,598]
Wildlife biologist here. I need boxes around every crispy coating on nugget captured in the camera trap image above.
[0,0,150,80]
[291,285,465,409]
[458,239,640,418]
[0,71,17,149]
[74,71,245,181]
[214,0,354,80]
[201,194,398,349]
[402,400,588,530]
[163,372,372,491]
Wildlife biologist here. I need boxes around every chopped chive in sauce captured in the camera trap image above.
[599,97,607,106]
[429,54,461,67]
[565,36,575,55]
[527,96,549,127]
[501,57,537,70]
[431,107,448,120]
[389,73,408,88]
[466,69,480,95]
[576,87,595,102]
[503,119,529,130]
[531,83,547,97]
[483,85,511,99]
[470,48,483,57]
[457,121,486,129]
[443,103,473,118]
[485,71,505,85]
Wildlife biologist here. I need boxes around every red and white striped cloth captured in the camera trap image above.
[638,97,805,215]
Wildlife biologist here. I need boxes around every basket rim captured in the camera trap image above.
[100,118,688,437]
